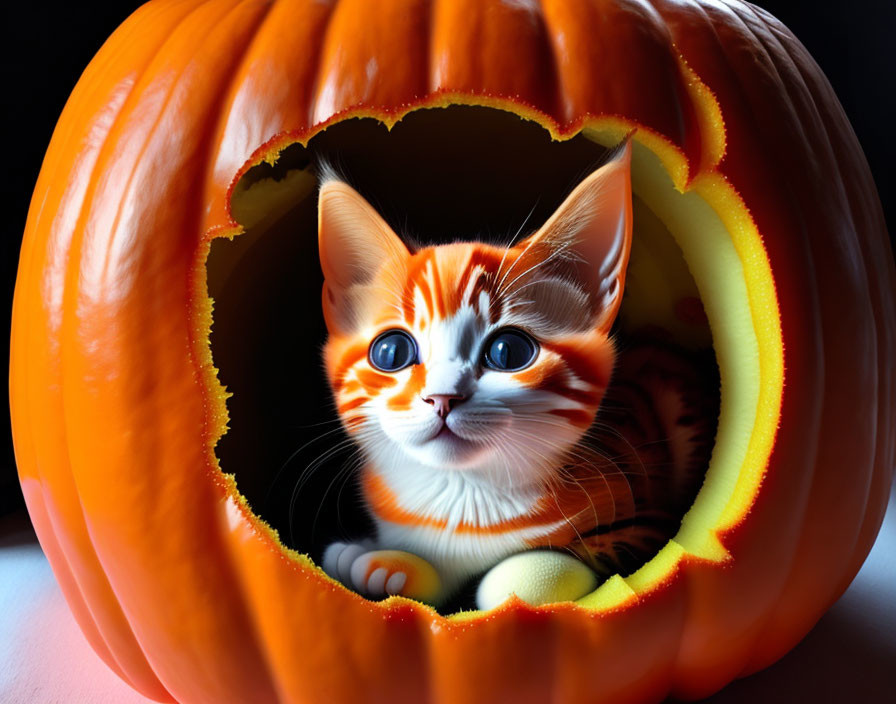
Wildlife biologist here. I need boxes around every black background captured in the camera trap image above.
[1,1,894,513]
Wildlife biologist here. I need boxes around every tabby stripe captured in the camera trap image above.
[338,397,368,414]
[341,380,361,394]
[452,255,479,312]
[428,257,446,318]
[534,367,600,406]
[541,339,612,389]
[355,368,398,391]
[386,364,427,410]
[402,250,434,324]
[332,342,369,386]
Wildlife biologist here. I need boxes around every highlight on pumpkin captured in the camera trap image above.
[203,103,779,617]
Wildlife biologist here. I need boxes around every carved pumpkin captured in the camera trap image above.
[10,1,894,703]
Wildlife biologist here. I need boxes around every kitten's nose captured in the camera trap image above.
[423,393,467,418]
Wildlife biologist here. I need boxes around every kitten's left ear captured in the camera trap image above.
[516,140,633,330]
[317,175,410,333]
[318,178,409,292]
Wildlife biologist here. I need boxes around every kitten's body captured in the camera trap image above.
[316,144,714,608]
[340,335,712,600]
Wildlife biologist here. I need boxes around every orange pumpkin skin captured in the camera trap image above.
[9,1,894,703]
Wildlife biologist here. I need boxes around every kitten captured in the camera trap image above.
[316,142,709,609]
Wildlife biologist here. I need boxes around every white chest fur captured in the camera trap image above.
[369,464,566,589]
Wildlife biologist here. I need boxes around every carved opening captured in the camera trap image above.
[207,105,721,614]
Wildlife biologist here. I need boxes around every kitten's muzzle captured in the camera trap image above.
[422,393,468,419]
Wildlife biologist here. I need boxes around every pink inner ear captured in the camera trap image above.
[513,141,633,330]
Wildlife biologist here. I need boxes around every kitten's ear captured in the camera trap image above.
[317,177,409,332]
[516,140,633,330]
[318,178,409,289]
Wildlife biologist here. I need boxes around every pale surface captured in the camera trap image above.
[2,482,893,703]
[477,550,599,610]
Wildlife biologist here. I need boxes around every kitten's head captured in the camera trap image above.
[318,143,632,488]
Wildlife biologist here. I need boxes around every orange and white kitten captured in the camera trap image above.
[319,142,662,608]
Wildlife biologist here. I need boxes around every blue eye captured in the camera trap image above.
[483,329,538,372]
[369,330,418,372]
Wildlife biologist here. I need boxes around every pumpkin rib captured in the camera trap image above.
[529,1,565,119]
[539,0,690,146]
[311,0,432,126]
[707,0,824,557]
[731,8,837,675]
[750,0,881,576]
[540,0,596,125]
[30,473,169,698]
[782,6,896,527]
[421,0,436,95]
[13,3,204,698]
[743,0,879,595]
[201,0,338,230]
[459,0,560,117]
[185,6,312,701]
[537,2,574,124]
[32,480,171,703]
[733,5,890,673]
[807,52,896,596]
[19,485,137,686]
[59,3,285,701]
[155,4,292,701]
[303,0,340,128]
[50,0,196,673]
[200,0,279,197]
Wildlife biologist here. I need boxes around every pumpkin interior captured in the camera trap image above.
[204,103,778,617]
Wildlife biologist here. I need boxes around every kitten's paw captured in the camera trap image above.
[321,540,374,586]
[349,550,442,605]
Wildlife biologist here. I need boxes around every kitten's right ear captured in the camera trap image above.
[512,140,633,331]
[318,177,409,331]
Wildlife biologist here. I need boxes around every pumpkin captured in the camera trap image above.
[10,0,894,702]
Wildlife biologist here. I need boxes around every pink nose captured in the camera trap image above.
[423,393,467,418]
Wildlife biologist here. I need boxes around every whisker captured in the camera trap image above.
[496,236,581,300]
[312,450,367,545]
[264,423,355,509]
[286,430,372,543]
